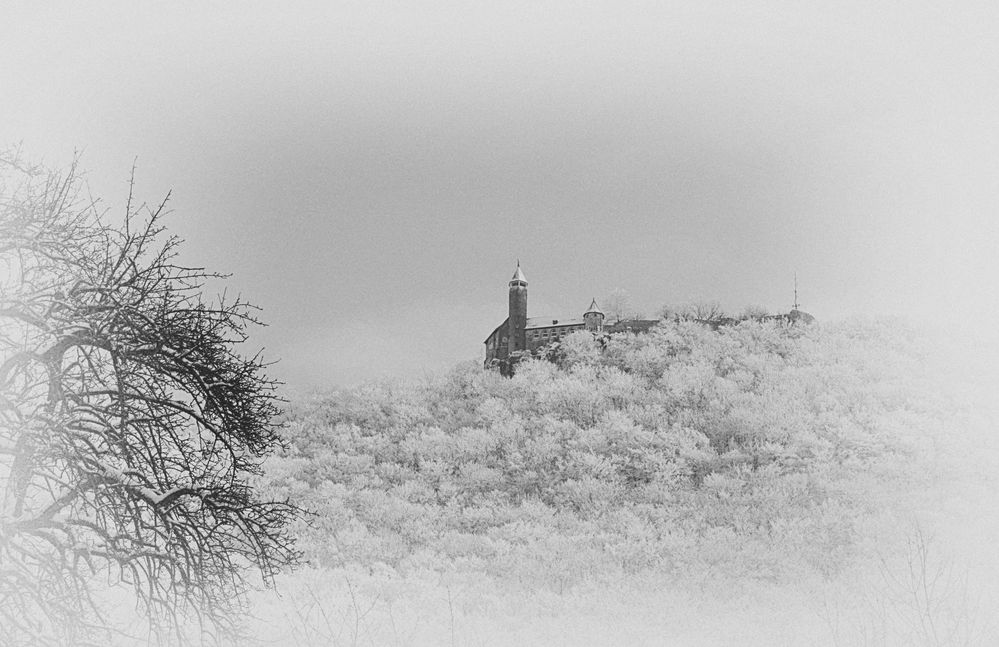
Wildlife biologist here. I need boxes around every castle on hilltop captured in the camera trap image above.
[484,263,814,374]
[484,263,658,373]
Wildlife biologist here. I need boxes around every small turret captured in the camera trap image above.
[583,297,604,332]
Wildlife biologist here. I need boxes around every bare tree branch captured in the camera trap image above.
[0,152,301,646]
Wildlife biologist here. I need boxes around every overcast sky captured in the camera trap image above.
[2,1,997,390]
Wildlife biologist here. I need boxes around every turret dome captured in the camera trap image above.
[583,298,603,316]
[510,262,527,284]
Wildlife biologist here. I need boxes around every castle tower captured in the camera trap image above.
[508,262,528,354]
[583,298,604,332]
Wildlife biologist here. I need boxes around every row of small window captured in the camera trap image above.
[531,326,583,341]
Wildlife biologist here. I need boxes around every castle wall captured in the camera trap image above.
[484,318,510,366]
[526,324,587,351]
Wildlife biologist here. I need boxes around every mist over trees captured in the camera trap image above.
[0,153,299,645]
[265,317,948,590]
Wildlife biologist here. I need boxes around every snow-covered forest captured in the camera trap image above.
[14,151,993,646]
[251,319,999,646]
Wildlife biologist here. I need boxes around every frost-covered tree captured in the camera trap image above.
[265,313,946,592]
[0,153,299,645]
[739,304,770,319]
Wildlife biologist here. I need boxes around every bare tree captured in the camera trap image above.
[685,300,726,322]
[602,289,632,324]
[0,152,299,645]
[657,304,683,321]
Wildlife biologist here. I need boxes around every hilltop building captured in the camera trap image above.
[484,263,815,374]
[484,263,657,373]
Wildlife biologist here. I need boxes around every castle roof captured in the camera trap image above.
[525,317,584,330]
[484,317,509,343]
[511,262,527,283]
[584,298,603,316]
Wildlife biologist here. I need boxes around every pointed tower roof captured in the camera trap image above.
[510,261,527,284]
[584,298,603,316]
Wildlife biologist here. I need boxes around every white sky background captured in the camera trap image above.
[2,1,997,390]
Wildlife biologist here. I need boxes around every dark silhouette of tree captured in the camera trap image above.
[0,152,299,646]
[686,300,726,322]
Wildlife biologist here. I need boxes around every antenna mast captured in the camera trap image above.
[793,273,799,311]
